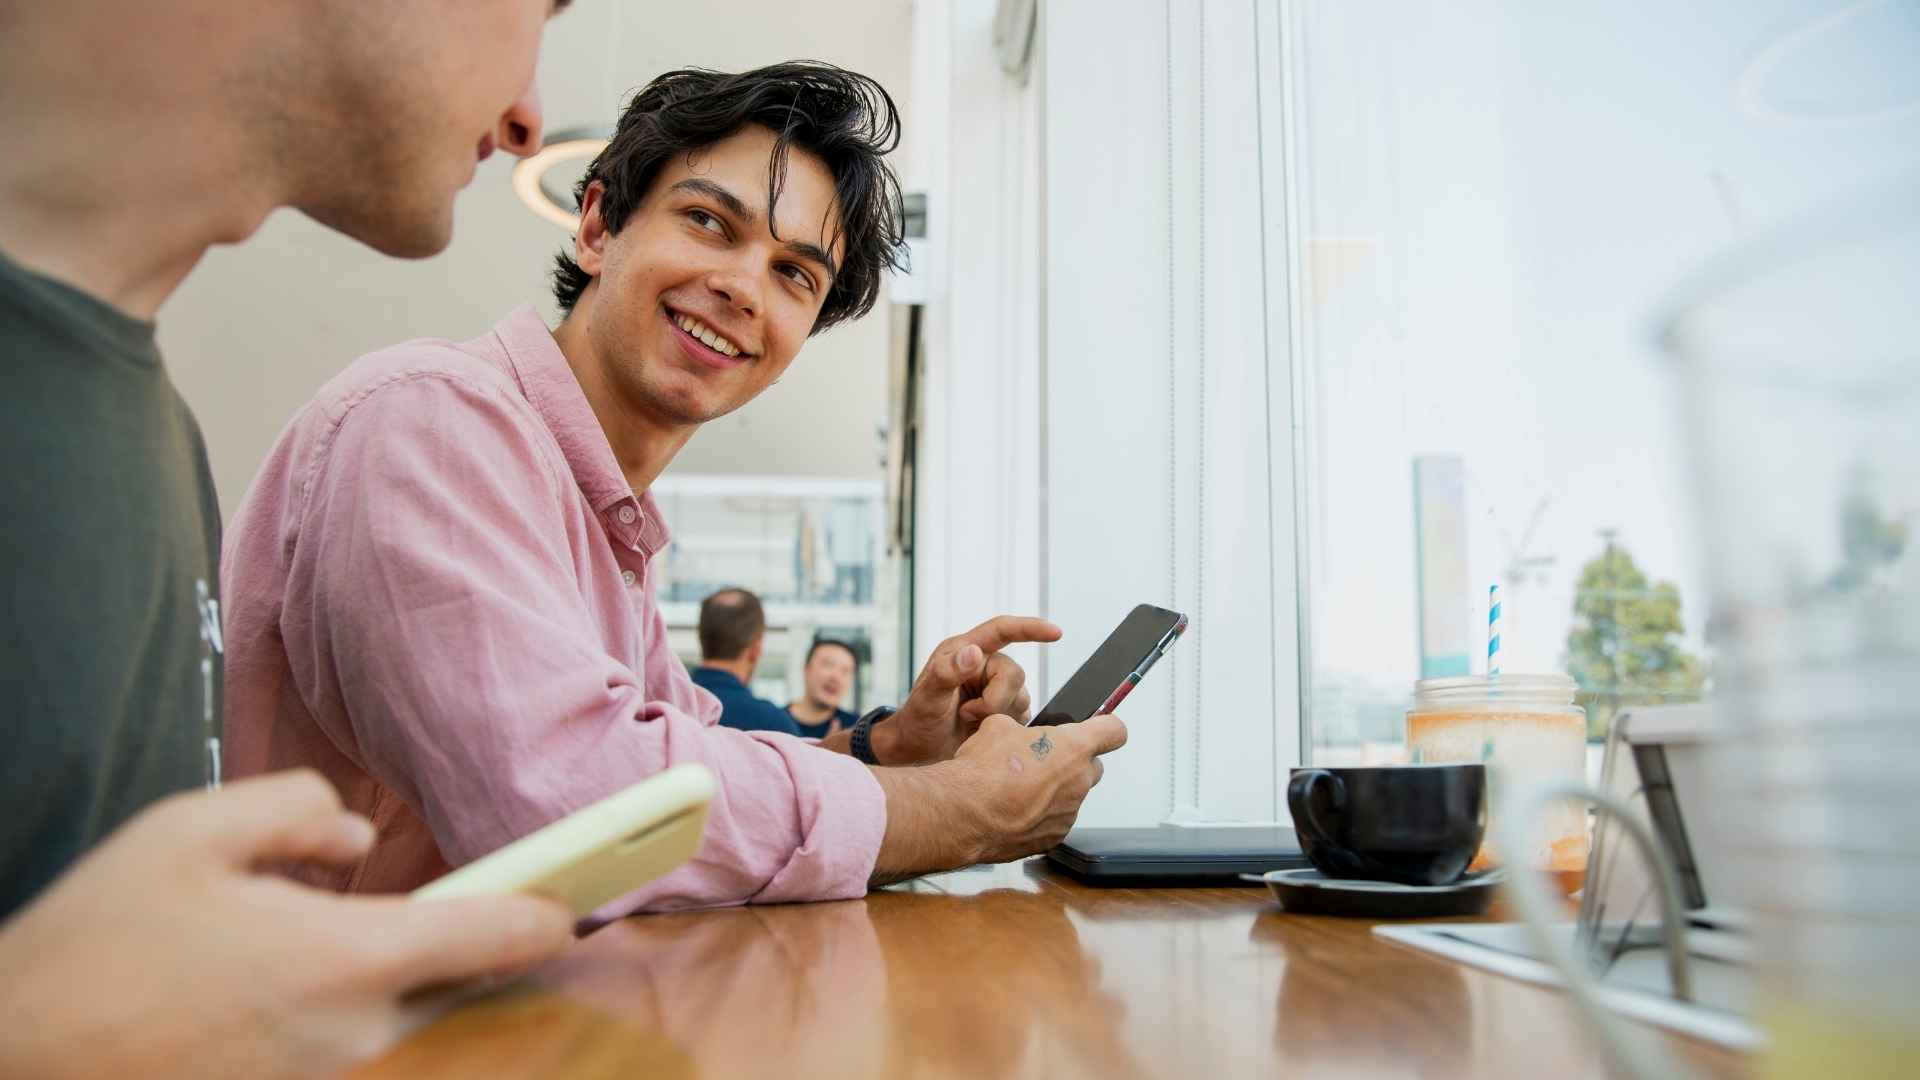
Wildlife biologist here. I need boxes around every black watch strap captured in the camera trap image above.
[850,706,895,766]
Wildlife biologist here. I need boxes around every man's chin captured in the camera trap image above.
[298,198,455,260]
[359,210,457,260]
[639,374,751,427]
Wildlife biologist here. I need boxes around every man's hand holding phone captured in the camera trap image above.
[868,711,1128,883]
[863,603,1181,883]
[875,615,1061,765]
[952,712,1128,863]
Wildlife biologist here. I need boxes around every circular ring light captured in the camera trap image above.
[1734,0,1920,127]
[511,125,612,230]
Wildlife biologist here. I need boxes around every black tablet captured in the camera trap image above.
[1047,824,1308,882]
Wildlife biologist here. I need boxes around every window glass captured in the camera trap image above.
[1293,0,1920,761]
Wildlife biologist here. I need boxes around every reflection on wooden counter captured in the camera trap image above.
[354,861,1750,1078]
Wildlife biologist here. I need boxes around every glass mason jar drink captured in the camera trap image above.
[1406,674,1588,892]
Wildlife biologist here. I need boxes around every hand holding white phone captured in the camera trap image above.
[412,764,715,918]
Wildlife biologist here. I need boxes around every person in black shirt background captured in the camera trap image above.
[788,638,860,739]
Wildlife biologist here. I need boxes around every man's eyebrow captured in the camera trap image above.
[783,240,838,282]
[551,0,575,13]
[670,178,838,281]
[669,178,754,225]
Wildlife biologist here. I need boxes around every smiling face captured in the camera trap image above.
[568,125,842,428]
[804,644,857,710]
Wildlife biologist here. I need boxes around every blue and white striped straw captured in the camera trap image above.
[1488,583,1502,677]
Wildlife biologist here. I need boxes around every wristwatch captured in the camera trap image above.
[849,706,896,766]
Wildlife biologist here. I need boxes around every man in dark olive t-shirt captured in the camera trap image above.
[0,249,223,918]
[0,5,585,1077]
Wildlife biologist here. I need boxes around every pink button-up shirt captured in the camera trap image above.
[221,307,885,910]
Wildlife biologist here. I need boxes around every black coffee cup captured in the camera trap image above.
[1285,764,1487,887]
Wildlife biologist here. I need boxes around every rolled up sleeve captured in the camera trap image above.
[280,367,884,909]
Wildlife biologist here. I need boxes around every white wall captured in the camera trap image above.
[906,0,1048,692]
[159,0,914,516]
[915,0,1303,825]
[1042,0,1303,823]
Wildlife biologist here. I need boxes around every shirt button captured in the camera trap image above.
[618,505,637,525]
[621,570,637,587]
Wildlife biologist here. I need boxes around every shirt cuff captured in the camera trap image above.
[752,740,887,903]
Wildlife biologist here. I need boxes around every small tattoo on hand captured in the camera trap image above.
[1030,733,1053,760]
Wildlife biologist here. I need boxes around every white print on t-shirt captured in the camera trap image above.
[196,578,222,789]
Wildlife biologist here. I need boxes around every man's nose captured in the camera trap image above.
[707,266,761,318]
[497,81,545,158]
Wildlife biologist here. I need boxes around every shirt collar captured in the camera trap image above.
[692,666,747,692]
[488,306,671,557]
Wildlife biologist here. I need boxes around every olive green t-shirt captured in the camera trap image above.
[0,249,222,918]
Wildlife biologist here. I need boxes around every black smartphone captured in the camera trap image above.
[1028,603,1188,727]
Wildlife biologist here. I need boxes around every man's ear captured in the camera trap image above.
[574,181,612,276]
[747,632,765,667]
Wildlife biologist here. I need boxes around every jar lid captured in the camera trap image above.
[1412,673,1579,706]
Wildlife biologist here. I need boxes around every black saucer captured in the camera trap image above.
[1254,868,1501,918]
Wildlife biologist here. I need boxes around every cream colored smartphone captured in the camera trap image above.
[411,764,715,918]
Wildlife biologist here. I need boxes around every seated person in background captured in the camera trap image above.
[788,637,860,738]
[691,587,800,736]
[220,62,1128,911]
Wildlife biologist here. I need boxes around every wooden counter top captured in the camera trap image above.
[356,860,1751,1078]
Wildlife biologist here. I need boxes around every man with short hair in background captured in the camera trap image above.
[788,638,860,739]
[692,587,800,736]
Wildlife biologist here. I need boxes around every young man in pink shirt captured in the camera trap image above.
[222,63,1128,911]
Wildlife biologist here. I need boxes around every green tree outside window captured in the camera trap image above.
[1564,531,1707,740]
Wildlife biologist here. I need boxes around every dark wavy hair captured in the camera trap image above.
[806,636,861,670]
[552,62,907,333]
